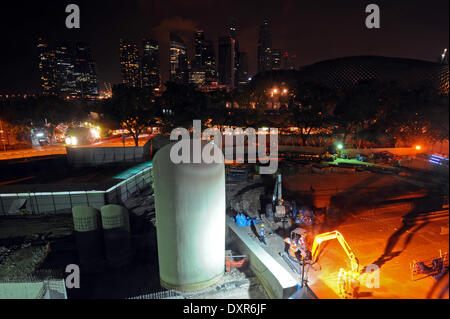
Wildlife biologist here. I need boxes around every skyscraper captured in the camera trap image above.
[190,29,206,86]
[271,49,282,70]
[229,20,240,88]
[257,20,272,73]
[238,52,249,86]
[169,33,189,84]
[203,40,217,85]
[37,38,57,95]
[120,39,140,87]
[141,38,161,91]
[193,29,205,70]
[281,52,297,70]
[74,42,98,98]
[218,36,236,89]
[55,44,76,97]
[191,28,217,85]
[38,38,97,98]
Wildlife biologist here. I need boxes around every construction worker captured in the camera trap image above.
[260,224,266,245]
[298,234,306,250]
[284,236,300,262]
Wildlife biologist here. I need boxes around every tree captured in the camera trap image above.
[333,80,383,147]
[382,85,449,145]
[290,82,336,146]
[161,82,208,132]
[102,85,157,146]
[1,96,86,145]
[34,96,86,144]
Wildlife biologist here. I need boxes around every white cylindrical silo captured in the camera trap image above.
[153,140,226,291]
[100,204,133,268]
[72,206,104,272]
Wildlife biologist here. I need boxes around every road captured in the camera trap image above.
[0,135,152,161]
[0,145,66,161]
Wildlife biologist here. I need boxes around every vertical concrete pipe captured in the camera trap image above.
[72,206,104,272]
[100,204,133,268]
[153,140,226,291]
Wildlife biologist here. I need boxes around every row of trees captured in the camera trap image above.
[0,95,88,145]
[1,77,448,148]
[154,79,448,148]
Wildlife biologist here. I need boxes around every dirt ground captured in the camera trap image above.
[280,165,449,299]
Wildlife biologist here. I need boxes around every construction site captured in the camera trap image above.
[0,138,448,300]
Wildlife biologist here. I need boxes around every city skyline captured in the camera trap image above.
[36,21,300,96]
[0,0,448,93]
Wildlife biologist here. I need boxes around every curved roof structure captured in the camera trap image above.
[298,56,449,94]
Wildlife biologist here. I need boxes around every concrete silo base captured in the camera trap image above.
[160,272,224,292]
[153,141,226,294]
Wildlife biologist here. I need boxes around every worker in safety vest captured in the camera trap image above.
[284,236,300,261]
[260,224,266,245]
[298,235,306,249]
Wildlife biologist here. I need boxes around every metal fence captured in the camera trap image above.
[128,290,182,299]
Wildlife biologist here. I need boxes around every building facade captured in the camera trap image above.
[218,36,236,89]
[238,52,249,86]
[257,20,272,73]
[169,33,189,84]
[37,38,98,99]
[271,49,282,70]
[73,42,98,98]
[37,38,58,95]
[141,38,161,92]
[190,29,207,86]
[55,44,77,98]
[120,39,140,87]
[203,40,217,85]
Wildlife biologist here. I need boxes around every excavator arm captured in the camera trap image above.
[311,230,359,272]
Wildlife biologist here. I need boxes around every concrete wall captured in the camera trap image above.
[226,219,298,299]
[0,167,152,215]
[66,139,152,167]
[0,279,67,299]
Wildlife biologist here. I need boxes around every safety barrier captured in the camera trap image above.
[0,164,153,215]
[226,219,298,299]
[66,139,152,167]
[0,276,67,299]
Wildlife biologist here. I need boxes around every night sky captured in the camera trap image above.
[0,0,448,94]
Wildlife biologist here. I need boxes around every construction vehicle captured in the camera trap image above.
[266,173,286,220]
[311,230,361,298]
[311,230,359,272]
[272,173,286,218]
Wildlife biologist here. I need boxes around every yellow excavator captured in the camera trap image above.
[311,230,361,298]
[311,230,359,272]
